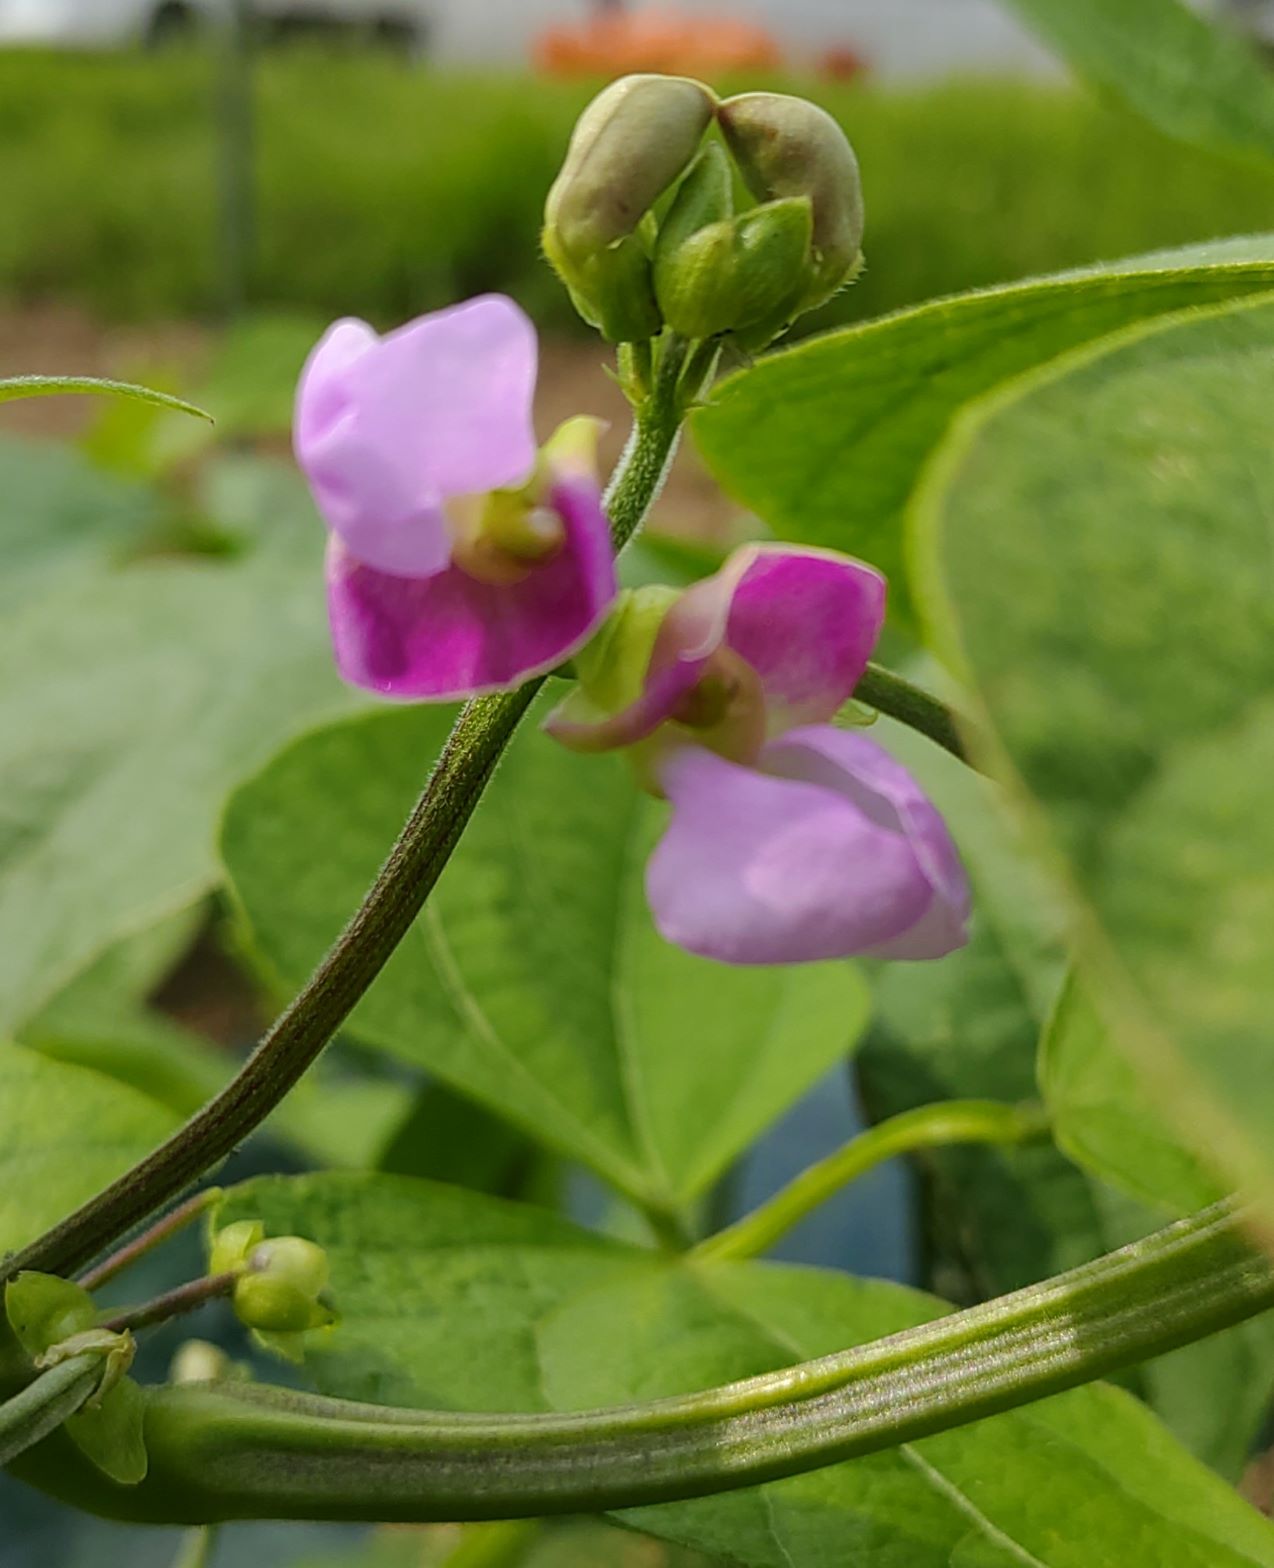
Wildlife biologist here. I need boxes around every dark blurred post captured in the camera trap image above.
[216,0,257,318]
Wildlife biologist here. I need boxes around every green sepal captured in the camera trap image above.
[656,184,815,343]
[4,1273,96,1359]
[67,1374,148,1485]
[542,225,662,345]
[208,1218,265,1276]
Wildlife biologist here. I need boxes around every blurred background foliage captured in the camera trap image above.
[1,51,1273,328]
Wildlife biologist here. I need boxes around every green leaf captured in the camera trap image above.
[217,1172,1274,1567]
[214,1173,657,1410]
[1041,973,1224,1216]
[1002,0,1274,165]
[221,702,867,1212]
[862,711,1274,1479]
[691,236,1274,626]
[916,290,1274,1223]
[0,1046,177,1257]
[20,911,410,1170]
[0,434,164,612]
[0,375,210,422]
[0,499,353,1030]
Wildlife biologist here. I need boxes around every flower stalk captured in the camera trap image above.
[693,1099,1049,1264]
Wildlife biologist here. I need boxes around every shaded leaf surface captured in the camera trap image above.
[1003,0,1274,164]
[222,704,866,1211]
[0,491,353,1030]
[0,1046,176,1258]
[920,292,1274,1218]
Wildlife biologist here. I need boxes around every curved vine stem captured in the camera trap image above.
[0,345,689,1291]
[11,1201,1273,1523]
[693,1099,1049,1264]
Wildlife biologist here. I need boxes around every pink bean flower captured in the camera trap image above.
[547,544,970,965]
[295,295,616,699]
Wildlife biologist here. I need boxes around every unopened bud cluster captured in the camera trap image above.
[543,75,863,348]
[211,1220,334,1337]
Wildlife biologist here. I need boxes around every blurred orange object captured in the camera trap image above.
[535,7,783,78]
[820,46,869,82]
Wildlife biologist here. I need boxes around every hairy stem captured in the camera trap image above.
[853,662,974,766]
[78,1191,222,1293]
[99,1274,238,1337]
[693,1100,1049,1264]
[2,383,687,1291]
[12,1201,1272,1523]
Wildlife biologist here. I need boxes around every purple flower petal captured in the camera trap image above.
[327,470,616,700]
[763,726,971,959]
[724,545,886,731]
[544,544,883,753]
[295,296,538,580]
[646,726,969,965]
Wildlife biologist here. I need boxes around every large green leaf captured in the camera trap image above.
[217,1173,1274,1567]
[0,1046,177,1257]
[691,237,1274,625]
[0,489,353,1031]
[862,717,1274,1479]
[1040,973,1224,1216]
[0,434,162,612]
[17,912,408,1171]
[916,290,1274,1221]
[221,704,866,1213]
[1003,0,1274,165]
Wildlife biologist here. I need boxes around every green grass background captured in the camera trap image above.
[1,49,1273,326]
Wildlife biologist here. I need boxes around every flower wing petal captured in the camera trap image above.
[724,545,886,731]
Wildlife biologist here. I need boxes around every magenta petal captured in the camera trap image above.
[327,471,616,700]
[724,546,886,731]
[648,742,936,965]
[762,726,971,960]
[296,296,538,580]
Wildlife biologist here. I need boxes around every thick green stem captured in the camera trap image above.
[11,1202,1273,1524]
[694,1100,1048,1264]
[2,386,687,1292]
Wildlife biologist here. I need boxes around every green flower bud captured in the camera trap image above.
[233,1273,333,1335]
[231,1233,334,1336]
[654,143,814,343]
[544,74,717,342]
[248,1236,330,1298]
[718,92,864,313]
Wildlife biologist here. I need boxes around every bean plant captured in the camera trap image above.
[4,8,1274,1563]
